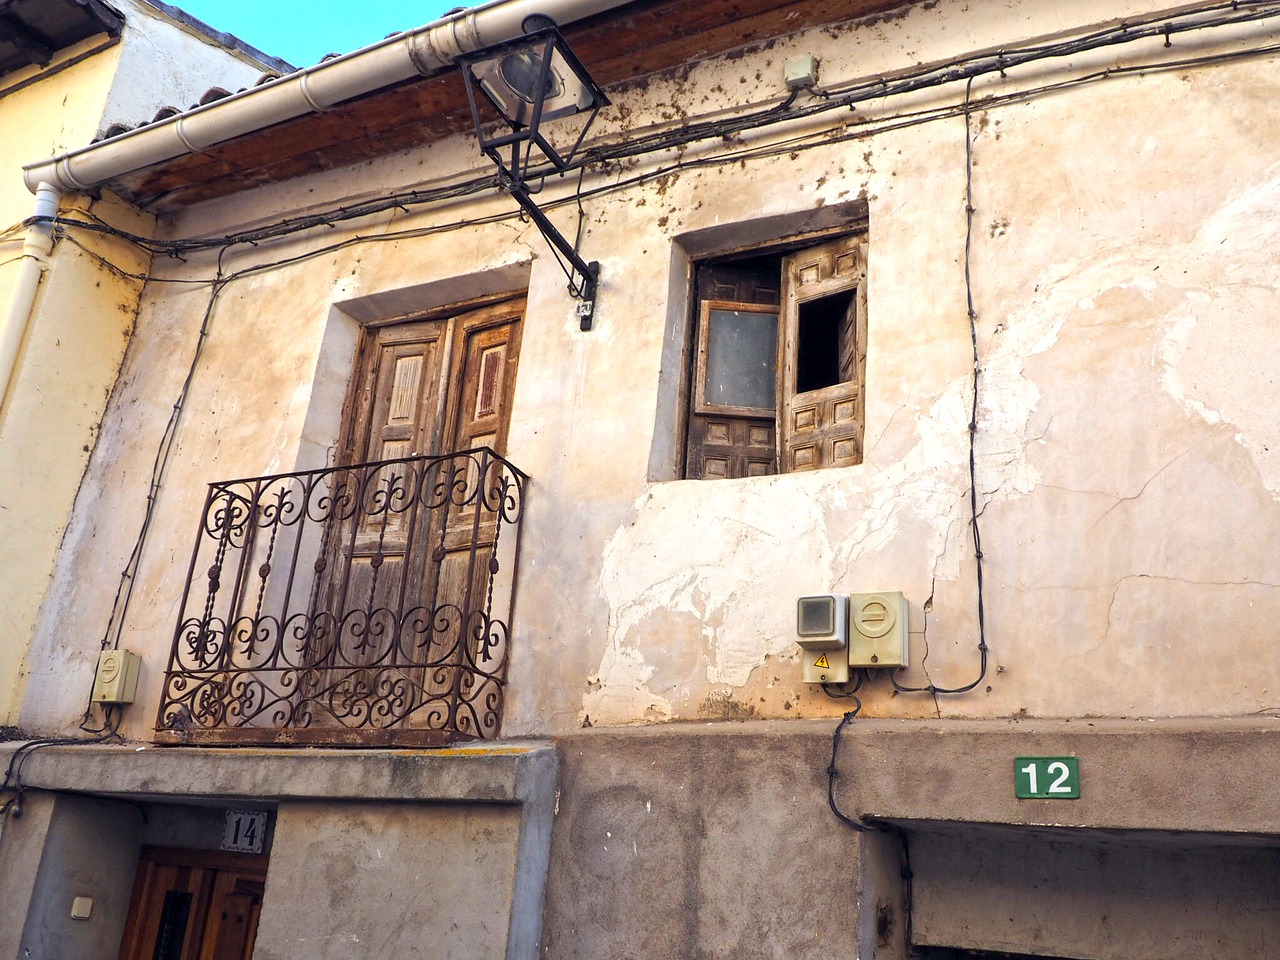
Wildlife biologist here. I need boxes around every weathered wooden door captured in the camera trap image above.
[323,317,452,628]
[779,234,867,471]
[117,847,267,960]
[307,296,523,733]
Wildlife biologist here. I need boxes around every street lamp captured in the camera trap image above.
[459,14,609,329]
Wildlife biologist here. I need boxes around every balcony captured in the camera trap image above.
[156,449,526,747]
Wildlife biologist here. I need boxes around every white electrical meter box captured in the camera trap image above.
[796,594,850,684]
[848,592,909,668]
[90,649,141,704]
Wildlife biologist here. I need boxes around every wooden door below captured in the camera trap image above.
[118,846,268,960]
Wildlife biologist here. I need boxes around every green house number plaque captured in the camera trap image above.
[1014,756,1080,799]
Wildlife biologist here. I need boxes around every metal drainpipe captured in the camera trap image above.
[0,181,61,423]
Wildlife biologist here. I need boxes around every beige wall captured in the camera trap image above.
[18,0,1280,739]
[0,2,283,725]
[104,0,286,131]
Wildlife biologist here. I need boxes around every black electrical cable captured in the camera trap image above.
[0,707,122,827]
[822,669,865,700]
[62,26,1280,284]
[891,76,988,697]
[827,702,874,831]
[96,251,230,660]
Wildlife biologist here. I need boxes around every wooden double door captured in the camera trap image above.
[341,295,523,483]
[118,847,267,960]
[304,296,524,731]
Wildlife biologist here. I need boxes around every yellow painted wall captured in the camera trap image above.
[0,42,121,230]
[0,43,124,726]
[0,1,276,726]
[0,193,151,726]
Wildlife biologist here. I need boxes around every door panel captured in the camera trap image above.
[427,305,523,720]
[686,263,781,480]
[307,297,524,732]
[118,848,267,960]
[780,234,868,472]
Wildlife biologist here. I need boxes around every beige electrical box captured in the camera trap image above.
[796,595,850,684]
[848,592,909,668]
[90,650,141,704]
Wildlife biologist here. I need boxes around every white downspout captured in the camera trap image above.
[0,182,61,423]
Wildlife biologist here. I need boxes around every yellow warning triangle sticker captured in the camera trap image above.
[814,654,830,669]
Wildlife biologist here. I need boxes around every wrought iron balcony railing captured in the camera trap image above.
[156,449,526,746]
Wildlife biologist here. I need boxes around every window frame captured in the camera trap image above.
[680,228,868,481]
[692,299,781,419]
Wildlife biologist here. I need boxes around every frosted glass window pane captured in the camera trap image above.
[704,308,777,411]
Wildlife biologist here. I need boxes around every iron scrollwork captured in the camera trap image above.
[157,448,526,745]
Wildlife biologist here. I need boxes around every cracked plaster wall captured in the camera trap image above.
[528,9,1280,731]
[18,0,1280,739]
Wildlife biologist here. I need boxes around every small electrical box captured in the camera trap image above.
[90,650,141,704]
[848,592,909,668]
[796,594,850,684]
[784,53,819,90]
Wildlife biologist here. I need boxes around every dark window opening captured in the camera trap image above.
[151,892,192,960]
[795,288,856,394]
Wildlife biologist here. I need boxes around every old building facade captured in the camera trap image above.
[4,0,1280,957]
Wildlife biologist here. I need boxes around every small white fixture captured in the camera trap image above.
[71,897,93,920]
[784,54,819,90]
[796,594,850,684]
[795,592,910,681]
[848,592,909,668]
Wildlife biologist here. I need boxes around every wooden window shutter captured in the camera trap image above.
[779,234,868,472]
[685,262,781,480]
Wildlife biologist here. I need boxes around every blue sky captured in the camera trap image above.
[172,1,466,68]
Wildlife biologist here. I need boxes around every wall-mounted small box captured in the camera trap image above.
[784,53,819,90]
[796,594,850,684]
[90,649,141,704]
[848,592,909,668]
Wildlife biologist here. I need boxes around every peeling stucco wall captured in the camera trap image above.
[18,0,1280,741]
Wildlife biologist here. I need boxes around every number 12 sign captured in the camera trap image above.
[1015,756,1080,799]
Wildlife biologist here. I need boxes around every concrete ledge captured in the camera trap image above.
[836,716,1280,836]
[0,739,556,804]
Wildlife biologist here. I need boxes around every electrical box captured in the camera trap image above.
[90,650,141,704]
[796,594,850,684]
[848,592,909,668]
[784,53,819,90]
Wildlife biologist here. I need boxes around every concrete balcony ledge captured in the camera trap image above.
[833,715,1280,837]
[0,738,557,804]
[7,714,1280,836]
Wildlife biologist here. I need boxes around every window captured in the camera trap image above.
[682,232,868,479]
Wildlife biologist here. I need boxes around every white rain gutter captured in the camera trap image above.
[22,0,634,195]
[0,182,61,421]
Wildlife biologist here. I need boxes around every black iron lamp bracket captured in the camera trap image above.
[459,14,608,330]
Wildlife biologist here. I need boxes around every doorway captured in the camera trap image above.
[117,846,268,960]
[301,295,525,736]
